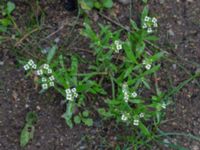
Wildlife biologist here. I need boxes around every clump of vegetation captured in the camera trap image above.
[1,0,199,149]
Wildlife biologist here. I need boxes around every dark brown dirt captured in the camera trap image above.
[0,0,200,150]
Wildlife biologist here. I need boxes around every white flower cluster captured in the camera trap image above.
[121,112,145,126]
[114,40,122,53]
[65,88,78,101]
[161,103,166,109]
[122,83,138,103]
[142,16,158,33]
[122,83,129,102]
[23,59,37,71]
[142,60,152,70]
[36,64,55,90]
[36,64,53,76]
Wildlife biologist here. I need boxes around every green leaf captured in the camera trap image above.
[62,102,75,128]
[6,2,15,15]
[47,45,58,64]
[20,124,35,147]
[141,6,149,21]
[82,110,89,117]
[130,20,139,31]
[103,0,113,8]
[82,118,93,126]
[124,41,138,64]
[0,25,7,32]
[79,0,94,10]
[74,115,81,124]
[139,122,151,137]
[26,112,38,125]
[0,18,12,26]
[20,112,37,147]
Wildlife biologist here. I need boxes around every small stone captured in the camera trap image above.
[159,0,165,4]
[36,105,41,110]
[25,104,29,108]
[195,68,200,75]
[168,29,175,36]
[172,64,177,70]
[192,145,199,150]
[118,0,131,5]
[0,61,4,66]
[163,139,170,147]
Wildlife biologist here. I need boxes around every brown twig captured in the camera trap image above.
[15,28,40,47]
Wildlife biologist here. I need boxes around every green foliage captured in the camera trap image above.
[78,0,113,11]
[0,1,15,33]
[74,110,93,126]
[20,112,38,147]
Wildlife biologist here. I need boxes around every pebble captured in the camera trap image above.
[159,0,165,4]
[195,68,200,75]
[118,0,131,5]
[0,61,4,66]
[172,64,177,70]
[36,105,41,110]
[168,29,175,36]
[192,145,199,150]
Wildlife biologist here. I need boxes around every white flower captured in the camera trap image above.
[32,64,37,69]
[36,69,43,76]
[28,59,34,66]
[121,114,128,121]
[43,64,49,69]
[133,119,139,126]
[49,81,54,87]
[122,83,128,93]
[116,44,122,50]
[42,83,48,90]
[147,28,153,33]
[47,69,52,74]
[145,64,151,70]
[153,23,158,28]
[71,88,77,93]
[139,113,144,118]
[65,89,71,94]
[23,64,30,71]
[66,94,73,101]
[144,16,150,22]
[114,40,120,45]
[74,93,78,98]
[124,97,129,103]
[142,23,147,29]
[152,17,157,23]
[49,76,55,81]
[131,92,137,98]
[161,103,166,109]
[41,77,47,82]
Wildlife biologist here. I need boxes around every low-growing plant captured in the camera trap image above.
[20,112,38,147]
[78,0,113,11]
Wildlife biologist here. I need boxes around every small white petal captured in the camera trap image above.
[139,113,144,118]
[147,28,153,33]
[49,76,55,81]
[145,64,151,70]
[131,92,137,98]
[49,82,54,87]
[36,70,43,76]
[43,64,49,69]
[28,59,34,66]
[47,69,52,74]
[42,84,48,90]
[32,64,37,69]
[23,64,30,71]
[41,77,47,82]
[65,89,71,94]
